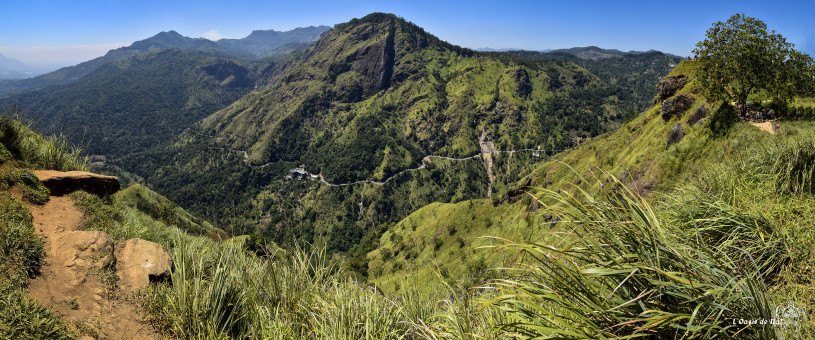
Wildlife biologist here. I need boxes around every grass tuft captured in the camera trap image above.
[484,174,780,339]
[0,117,88,171]
[772,131,815,195]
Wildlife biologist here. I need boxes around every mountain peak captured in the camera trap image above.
[127,30,217,52]
[156,30,183,38]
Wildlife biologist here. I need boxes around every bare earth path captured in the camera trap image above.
[750,120,778,134]
[21,195,160,340]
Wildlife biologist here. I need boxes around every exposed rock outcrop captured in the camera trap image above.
[667,123,685,148]
[33,170,120,197]
[688,104,708,126]
[661,94,695,121]
[116,238,173,294]
[340,19,397,98]
[654,75,688,104]
[513,69,532,98]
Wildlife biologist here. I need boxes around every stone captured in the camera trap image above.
[654,75,688,104]
[50,231,114,285]
[32,170,120,197]
[667,123,685,148]
[116,238,173,293]
[688,104,709,126]
[661,94,695,121]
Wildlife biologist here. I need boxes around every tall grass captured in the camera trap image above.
[771,132,815,195]
[662,188,789,280]
[0,117,88,171]
[141,234,432,339]
[483,176,781,339]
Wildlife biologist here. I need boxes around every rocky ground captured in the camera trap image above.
[15,171,167,340]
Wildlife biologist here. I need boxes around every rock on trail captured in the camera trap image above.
[19,172,166,339]
[33,170,120,197]
[116,238,173,294]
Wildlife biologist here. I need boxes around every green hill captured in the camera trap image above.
[116,184,224,238]
[367,59,815,306]
[120,13,654,257]
[510,48,683,115]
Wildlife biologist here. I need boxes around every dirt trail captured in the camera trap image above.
[750,121,778,134]
[21,195,160,340]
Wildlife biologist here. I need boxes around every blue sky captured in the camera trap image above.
[1,0,813,69]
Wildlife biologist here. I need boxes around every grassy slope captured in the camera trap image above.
[115,184,224,238]
[0,119,84,339]
[368,59,815,309]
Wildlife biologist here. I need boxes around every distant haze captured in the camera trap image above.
[0,43,126,74]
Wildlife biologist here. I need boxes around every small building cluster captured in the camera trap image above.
[286,165,319,180]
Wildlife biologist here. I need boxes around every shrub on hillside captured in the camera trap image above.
[19,169,50,205]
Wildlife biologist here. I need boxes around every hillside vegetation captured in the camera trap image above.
[368,60,815,338]
[6,12,815,339]
[511,47,683,115]
[122,13,656,259]
[2,49,257,158]
[0,118,86,339]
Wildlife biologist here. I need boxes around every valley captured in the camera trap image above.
[2,8,814,339]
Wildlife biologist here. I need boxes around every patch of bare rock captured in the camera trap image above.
[32,170,120,197]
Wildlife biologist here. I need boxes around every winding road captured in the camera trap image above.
[191,129,566,187]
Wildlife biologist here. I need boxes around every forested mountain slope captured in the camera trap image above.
[3,49,258,157]
[122,13,648,259]
[510,47,683,115]
[0,26,329,97]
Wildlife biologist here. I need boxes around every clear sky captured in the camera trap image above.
[1,0,813,69]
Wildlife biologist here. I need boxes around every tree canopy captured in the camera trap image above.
[693,14,815,112]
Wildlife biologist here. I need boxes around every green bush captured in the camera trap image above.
[19,169,50,205]
[0,285,73,340]
[0,192,41,286]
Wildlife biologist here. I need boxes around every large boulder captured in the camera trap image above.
[33,170,120,197]
[115,238,172,293]
[687,104,709,126]
[661,94,695,121]
[654,75,688,104]
[667,123,685,148]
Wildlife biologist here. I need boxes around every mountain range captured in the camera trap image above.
[0,53,35,79]
[0,25,329,96]
[3,11,814,339]
[2,12,682,266]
